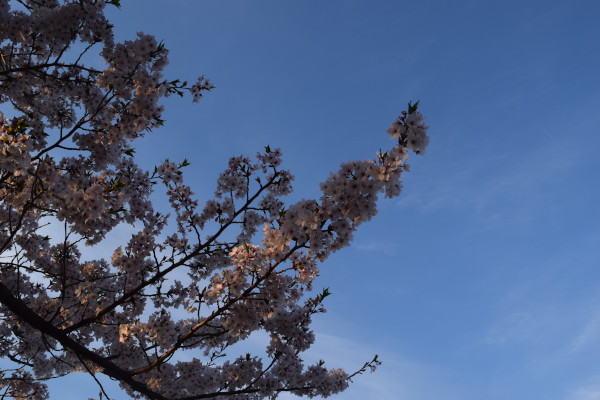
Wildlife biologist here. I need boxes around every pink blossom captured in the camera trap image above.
[0,1,428,399]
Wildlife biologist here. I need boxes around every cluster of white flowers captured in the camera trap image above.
[0,1,429,399]
[189,75,214,103]
[386,107,430,154]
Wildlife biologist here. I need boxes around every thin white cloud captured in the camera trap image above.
[355,240,401,256]
[397,130,587,231]
[566,376,600,400]
[484,311,539,346]
[276,331,469,400]
[568,310,600,353]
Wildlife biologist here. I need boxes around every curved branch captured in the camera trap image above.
[0,282,167,400]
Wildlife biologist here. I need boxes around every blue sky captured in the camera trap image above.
[46,0,600,399]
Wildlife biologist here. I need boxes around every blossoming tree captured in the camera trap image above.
[0,0,430,399]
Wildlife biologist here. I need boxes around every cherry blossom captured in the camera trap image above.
[0,1,429,399]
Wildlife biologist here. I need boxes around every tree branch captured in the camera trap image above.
[0,282,168,400]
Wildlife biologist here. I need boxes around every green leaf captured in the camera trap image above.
[111,177,126,191]
[408,100,420,114]
[107,0,121,8]
[6,119,29,135]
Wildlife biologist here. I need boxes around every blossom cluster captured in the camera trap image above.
[386,103,430,154]
[189,75,215,103]
[0,1,429,399]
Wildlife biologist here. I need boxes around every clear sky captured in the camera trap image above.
[47,0,600,399]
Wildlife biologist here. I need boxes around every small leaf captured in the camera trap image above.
[111,177,127,191]
[408,100,420,114]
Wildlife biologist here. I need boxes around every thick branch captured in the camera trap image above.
[0,281,167,400]
[0,62,101,76]
[177,386,313,400]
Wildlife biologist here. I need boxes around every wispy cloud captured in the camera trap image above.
[568,310,600,353]
[355,240,401,256]
[276,332,469,400]
[397,132,587,231]
[484,311,540,346]
[566,376,600,400]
